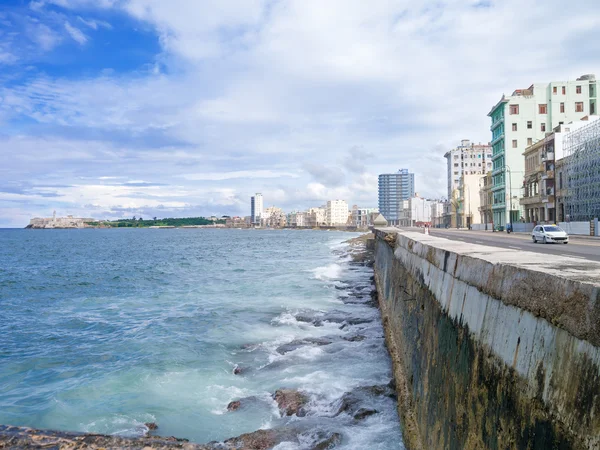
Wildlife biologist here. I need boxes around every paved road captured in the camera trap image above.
[406,228,600,263]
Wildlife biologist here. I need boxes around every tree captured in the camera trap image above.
[132,216,137,221]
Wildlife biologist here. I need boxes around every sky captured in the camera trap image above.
[1,0,599,227]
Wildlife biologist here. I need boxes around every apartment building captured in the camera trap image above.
[378,169,415,225]
[445,140,492,201]
[326,200,349,226]
[488,74,597,226]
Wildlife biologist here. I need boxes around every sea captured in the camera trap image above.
[0,228,404,449]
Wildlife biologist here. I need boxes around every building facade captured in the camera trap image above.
[561,116,600,221]
[378,169,415,225]
[350,206,379,228]
[326,200,349,226]
[250,193,264,225]
[488,74,597,226]
[445,140,492,202]
[458,174,482,227]
[307,207,326,227]
[478,172,493,227]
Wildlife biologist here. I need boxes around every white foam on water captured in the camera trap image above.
[310,263,343,281]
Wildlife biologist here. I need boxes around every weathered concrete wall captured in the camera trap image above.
[374,228,600,450]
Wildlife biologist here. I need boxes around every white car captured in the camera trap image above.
[531,225,569,244]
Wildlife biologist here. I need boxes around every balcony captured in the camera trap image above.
[542,170,555,180]
[520,194,541,206]
[541,152,555,162]
[490,117,504,131]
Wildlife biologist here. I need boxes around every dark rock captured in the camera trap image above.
[353,408,378,420]
[225,395,264,413]
[227,401,241,411]
[223,427,300,450]
[276,337,335,355]
[334,382,397,417]
[311,431,342,449]
[145,422,159,430]
[273,389,309,416]
[343,335,366,342]
[0,425,207,449]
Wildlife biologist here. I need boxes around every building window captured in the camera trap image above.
[509,104,519,115]
[562,86,566,95]
[575,102,584,112]
[560,102,565,113]
[576,85,582,94]
[512,123,517,131]
[553,86,557,94]
[541,123,546,132]
[539,104,547,114]
[512,139,517,148]
[527,121,532,129]
[527,138,533,146]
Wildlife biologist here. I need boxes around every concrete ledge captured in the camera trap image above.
[374,227,600,449]
[375,227,600,346]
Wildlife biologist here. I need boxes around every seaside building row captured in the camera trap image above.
[242,195,379,229]
[440,73,599,232]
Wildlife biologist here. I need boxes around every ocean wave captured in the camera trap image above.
[310,263,344,281]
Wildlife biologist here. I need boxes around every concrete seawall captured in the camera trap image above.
[374,228,600,449]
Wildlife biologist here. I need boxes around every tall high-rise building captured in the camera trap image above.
[250,193,264,224]
[378,169,415,225]
[444,140,492,201]
[488,74,597,226]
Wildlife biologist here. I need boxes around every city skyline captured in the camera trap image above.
[1,0,599,227]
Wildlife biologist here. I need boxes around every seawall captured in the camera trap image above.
[374,227,600,450]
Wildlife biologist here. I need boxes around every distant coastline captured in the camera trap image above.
[26,214,225,229]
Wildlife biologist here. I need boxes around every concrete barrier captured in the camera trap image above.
[374,227,600,450]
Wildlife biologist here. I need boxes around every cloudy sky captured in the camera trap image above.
[1,0,599,227]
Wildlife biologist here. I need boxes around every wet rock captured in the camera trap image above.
[222,427,299,450]
[334,382,396,417]
[343,335,366,342]
[0,425,207,449]
[225,396,264,413]
[273,389,309,416]
[233,366,243,375]
[311,431,342,449]
[353,408,378,420]
[294,312,323,327]
[276,337,338,354]
[227,401,241,411]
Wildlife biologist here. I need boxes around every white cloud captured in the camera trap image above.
[64,21,87,44]
[2,0,600,226]
[182,170,300,181]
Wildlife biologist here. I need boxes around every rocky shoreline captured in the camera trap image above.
[0,233,398,450]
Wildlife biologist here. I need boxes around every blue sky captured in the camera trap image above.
[1,0,599,227]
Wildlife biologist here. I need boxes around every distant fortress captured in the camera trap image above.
[26,211,95,229]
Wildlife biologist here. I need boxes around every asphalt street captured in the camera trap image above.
[409,228,600,263]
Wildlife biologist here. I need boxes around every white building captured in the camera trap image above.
[350,206,379,228]
[430,200,445,228]
[250,193,264,224]
[444,140,492,202]
[288,211,307,227]
[326,200,349,226]
[399,196,431,226]
[459,174,483,227]
[307,207,326,227]
[488,73,597,226]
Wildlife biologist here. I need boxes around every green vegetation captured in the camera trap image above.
[86,217,226,228]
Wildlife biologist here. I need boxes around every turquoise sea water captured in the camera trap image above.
[0,228,403,448]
